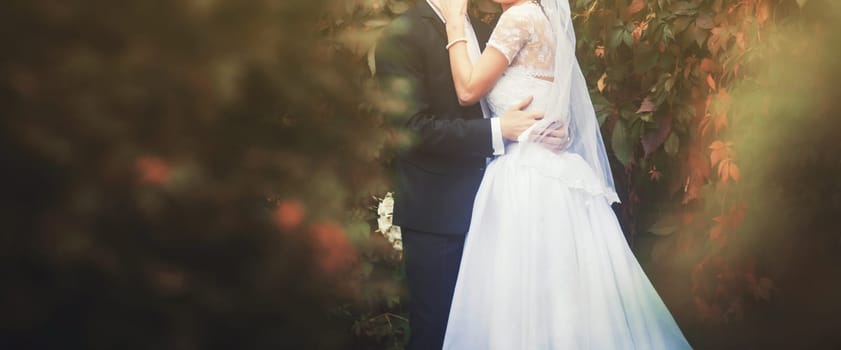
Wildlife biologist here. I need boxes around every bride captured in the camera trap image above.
[438,0,693,348]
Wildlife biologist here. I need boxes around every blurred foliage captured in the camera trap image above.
[568,0,841,346]
[0,0,398,348]
[696,1,841,346]
[3,0,840,348]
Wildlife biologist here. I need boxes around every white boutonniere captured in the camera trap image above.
[376,192,403,253]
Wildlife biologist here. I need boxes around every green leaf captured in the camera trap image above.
[672,16,693,35]
[665,73,676,92]
[388,1,411,14]
[664,132,680,156]
[607,64,629,82]
[649,215,680,236]
[672,1,699,16]
[612,120,636,167]
[633,43,659,73]
[364,18,391,28]
[360,262,374,278]
[629,118,644,147]
[368,42,377,75]
[622,30,634,47]
[346,221,371,247]
[621,109,640,122]
[675,105,696,125]
[695,14,714,30]
[590,92,612,126]
[607,27,625,49]
[626,0,646,16]
[650,234,677,262]
[690,25,709,48]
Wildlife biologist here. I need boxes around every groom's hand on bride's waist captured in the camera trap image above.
[500,96,543,141]
[527,120,570,154]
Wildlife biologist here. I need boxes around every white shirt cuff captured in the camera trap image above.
[490,117,505,156]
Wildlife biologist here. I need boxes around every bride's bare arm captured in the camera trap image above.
[437,0,508,106]
[446,21,509,106]
[440,0,531,105]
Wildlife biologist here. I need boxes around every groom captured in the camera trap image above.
[375,1,566,348]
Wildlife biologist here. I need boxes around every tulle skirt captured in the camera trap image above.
[442,144,692,349]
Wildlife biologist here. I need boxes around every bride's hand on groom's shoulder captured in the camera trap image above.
[528,120,571,154]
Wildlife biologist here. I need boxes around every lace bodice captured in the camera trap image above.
[485,2,556,117]
[474,1,620,204]
[486,2,555,80]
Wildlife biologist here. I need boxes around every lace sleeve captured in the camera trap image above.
[486,6,534,64]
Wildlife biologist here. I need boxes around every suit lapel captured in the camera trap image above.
[417,1,448,43]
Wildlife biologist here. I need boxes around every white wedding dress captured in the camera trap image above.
[442,3,692,349]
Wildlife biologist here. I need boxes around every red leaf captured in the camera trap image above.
[594,45,606,58]
[710,223,725,240]
[135,156,171,185]
[718,159,731,183]
[274,199,306,231]
[632,22,649,44]
[708,27,724,55]
[648,166,663,181]
[310,222,356,275]
[709,140,726,150]
[736,31,746,52]
[700,114,714,137]
[714,111,729,132]
[597,72,608,92]
[641,114,672,156]
[729,204,747,227]
[682,148,711,204]
[729,162,741,182]
[626,0,646,16]
[756,0,771,25]
[717,87,731,105]
[637,97,657,113]
[706,74,716,91]
[682,211,695,224]
[700,58,717,73]
[710,147,726,167]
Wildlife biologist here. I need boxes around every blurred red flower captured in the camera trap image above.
[310,222,356,275]
[274,199,305,231]
[135,156,171,185]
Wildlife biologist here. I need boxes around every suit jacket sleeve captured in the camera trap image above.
[375,19,494,158]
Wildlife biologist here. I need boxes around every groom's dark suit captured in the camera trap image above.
[375,2,498,349]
